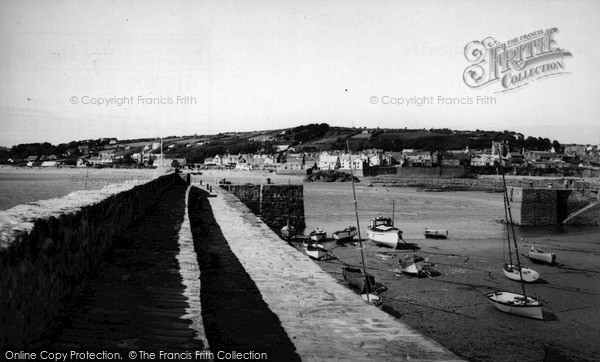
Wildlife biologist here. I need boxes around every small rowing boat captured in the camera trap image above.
[332,226,357,241]
[424,228,448,239]
[342,266,376,293]
[309,228,327,242]
[305,243,328,260]
[280,225,296,239]
[528,246,556,265]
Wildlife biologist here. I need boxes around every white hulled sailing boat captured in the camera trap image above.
[485,145,542,319]
[342,141,381,304]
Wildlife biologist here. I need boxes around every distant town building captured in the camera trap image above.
[41,161,60,167]
[317,155,340,170]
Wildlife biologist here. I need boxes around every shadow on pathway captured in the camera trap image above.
[189,187,300,361]
[46,183,202,351]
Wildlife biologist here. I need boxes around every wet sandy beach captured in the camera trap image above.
[293,225,600,361]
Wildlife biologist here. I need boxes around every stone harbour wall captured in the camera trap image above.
[508,187,558,225]
[563,202,600,225]
[221,184,305,231]
[508,187,599,225]
[0,173,185,348]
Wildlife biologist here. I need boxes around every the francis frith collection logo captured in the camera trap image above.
[463,28,572,92]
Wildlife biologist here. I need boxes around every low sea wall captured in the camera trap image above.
[372,173,600,193]
[220,183,305,231]
[0,173,185,348]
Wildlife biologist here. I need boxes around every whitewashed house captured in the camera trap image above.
[318,155,340,170]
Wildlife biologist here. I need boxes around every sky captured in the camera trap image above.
[1,0,599,147]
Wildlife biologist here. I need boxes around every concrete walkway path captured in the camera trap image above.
[198,186,461,361]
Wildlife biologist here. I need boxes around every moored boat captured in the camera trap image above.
[487,142,544,319]
[332,226,357,241]
[399,254,426,276]
[343,140,383,306]
[342,266,375,293]
[485,291,543,320]
[361,293,382,305]
[528,246,556,265]
[502,264,539,283]
[367,216,402,248]
[305,243,328,260]
[309,228,327,242]
[424,228,448,239]
[280,225,296,239]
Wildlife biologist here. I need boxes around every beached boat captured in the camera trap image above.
[343,140,382,305]
[281,181,297,240]
[528,246,556,265]
[305,243,328,260]
[367,216,402,248]
[332,226,357,241]
[502,264,539,282]
[424,228,448,239]
[399,254,426,276]
[502,263,539,283]
[280,225,296,239]
[342,266,375,293]
[309,228,327,242]
[485,291,543,320]
[361,293,382,304]
[497,159,539,284]
[486,145,543,319]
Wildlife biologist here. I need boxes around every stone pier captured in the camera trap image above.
[221,183,305,231]
[1,174,461,360]
[507,186,600,225]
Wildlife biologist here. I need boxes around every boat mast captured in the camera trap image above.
[392,199,395,227]
[502,189,514,267]
[287,179,291,229]
[347,141,371,300]
[497,143,528,298]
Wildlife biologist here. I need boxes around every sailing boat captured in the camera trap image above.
[499,175,539,283]
[485,145,543,319]
[341,142,381,304]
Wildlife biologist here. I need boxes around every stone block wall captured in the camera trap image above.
[508,187,558,225]
[508,187,599,225]
[397,166,464,178]
[0,173,184,348]
[563,202,600,225]
[221,184,305,231]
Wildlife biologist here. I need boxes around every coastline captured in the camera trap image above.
[0,165,159,175]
